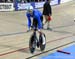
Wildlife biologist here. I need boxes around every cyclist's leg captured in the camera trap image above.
[37,20,46,50]
[40,16,43,28]
[33,18,38,30]
[43,15,48,26]
[47,16,52,30]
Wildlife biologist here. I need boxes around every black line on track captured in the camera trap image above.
[0,31,27,37]
[0,23,75,37]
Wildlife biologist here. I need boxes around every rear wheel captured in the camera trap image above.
[39,33,46,51]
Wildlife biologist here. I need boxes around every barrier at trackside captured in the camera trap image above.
[35,0,60,8]
[17,3,31,10]
[0,0,73,11]
[15,0,59,10]
[60,0,72,3]
[0,3,14,11]
[15,0,73,11]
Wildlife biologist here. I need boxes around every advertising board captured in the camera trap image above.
[0,3,14,11]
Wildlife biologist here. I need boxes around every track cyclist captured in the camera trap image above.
[26,6,46,53]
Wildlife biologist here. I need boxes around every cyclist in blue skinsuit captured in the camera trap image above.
[26,6,43,33]
[26,6,46,49]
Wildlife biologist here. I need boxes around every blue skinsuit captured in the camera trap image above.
[26,9,42,29]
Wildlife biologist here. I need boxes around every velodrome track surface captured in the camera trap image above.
[0,1,75,59]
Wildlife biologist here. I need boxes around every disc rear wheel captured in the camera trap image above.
[39,33,46,51]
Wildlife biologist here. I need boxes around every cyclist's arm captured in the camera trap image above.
[26,13,31,29]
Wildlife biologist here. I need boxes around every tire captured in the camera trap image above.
[29,34,37,53]
[39,33,46,51]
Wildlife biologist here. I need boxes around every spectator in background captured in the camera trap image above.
[43,0,52,30]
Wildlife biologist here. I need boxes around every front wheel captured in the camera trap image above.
[39,33,46,51]
[29,34,37,53]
